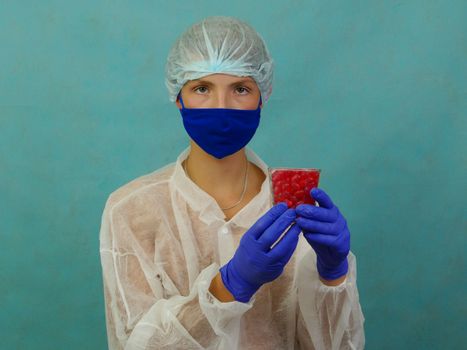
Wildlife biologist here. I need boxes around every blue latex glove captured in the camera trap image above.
[220,203,301,302]
[295,188,350,280]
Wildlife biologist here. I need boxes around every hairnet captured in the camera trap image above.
[165,16,274,103]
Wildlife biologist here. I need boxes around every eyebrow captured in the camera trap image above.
[188,78,255,86]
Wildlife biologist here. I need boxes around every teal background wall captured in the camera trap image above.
[1,1,465,349]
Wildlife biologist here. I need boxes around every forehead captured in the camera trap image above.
[186,73,256,85]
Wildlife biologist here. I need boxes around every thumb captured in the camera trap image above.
[248,202,288,239]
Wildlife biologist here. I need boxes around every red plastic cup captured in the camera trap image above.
[269,167,321,208]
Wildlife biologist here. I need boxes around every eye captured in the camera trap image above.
[236,86,250,95]
[193,86,208,94]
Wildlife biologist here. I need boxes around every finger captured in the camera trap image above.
[257,208,297,250]
[295,217,343,235]
[311,188,334,209]
[303,232,336,246]
[268,223,301,262]
[295,204,339,223]
[248,202,289,239]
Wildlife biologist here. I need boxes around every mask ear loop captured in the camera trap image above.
[177,92,186,109]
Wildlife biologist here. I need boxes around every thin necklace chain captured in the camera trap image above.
[183,156,249,210]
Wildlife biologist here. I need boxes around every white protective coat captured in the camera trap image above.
[99,146,365,349]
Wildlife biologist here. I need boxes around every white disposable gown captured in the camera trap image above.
[99,146,365,349]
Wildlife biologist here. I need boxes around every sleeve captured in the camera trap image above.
[294,250,365,350]
[99,200,253,350]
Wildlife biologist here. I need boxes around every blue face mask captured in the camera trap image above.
[178,93,262,159]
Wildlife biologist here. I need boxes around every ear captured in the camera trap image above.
[175,93,182,109]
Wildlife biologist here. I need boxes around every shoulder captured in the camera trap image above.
[104,162,175,214]
[99,162,177,251]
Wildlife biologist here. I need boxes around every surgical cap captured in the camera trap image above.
[165,16,274,103]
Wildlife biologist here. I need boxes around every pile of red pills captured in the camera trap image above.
[270,168,321,208]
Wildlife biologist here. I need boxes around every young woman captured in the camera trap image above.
[99,16,365,349]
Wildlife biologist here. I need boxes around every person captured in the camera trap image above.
[99,16,365,349]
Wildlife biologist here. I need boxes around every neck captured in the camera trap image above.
[184,142,248,200]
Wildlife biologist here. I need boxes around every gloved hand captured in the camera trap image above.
[295,188,350,281]
[220,203,301,302]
